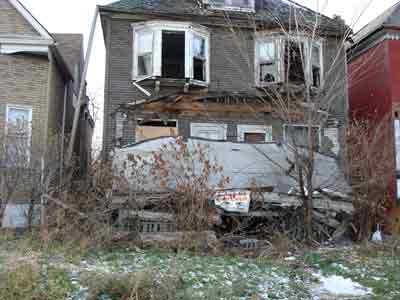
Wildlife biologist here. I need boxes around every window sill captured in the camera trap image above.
[137,77,209,88]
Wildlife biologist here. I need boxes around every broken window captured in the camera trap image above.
[237,125,273,143]
[193,34,206,81]
[255,35,323,87]
[132,22,210,83]
[284,125,320,149]
[162,31,185,79]
[136,30,153,77]
[209,0,255,11]
[311,43,322,87]
[135,119,178,142]
[190,123,227,140]
[284,40,305,84]
[257,40,280,83]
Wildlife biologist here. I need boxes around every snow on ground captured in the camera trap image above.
[312,273,373,298]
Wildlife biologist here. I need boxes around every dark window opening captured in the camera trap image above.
[244,132,266,143]
[193,58,205,81]
[162,31,185,79]
[312,66,321,88]
[260,63,276,82]
[284,41,305,84]
[138,120,177,127]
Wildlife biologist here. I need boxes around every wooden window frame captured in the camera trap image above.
[237,125,273,143]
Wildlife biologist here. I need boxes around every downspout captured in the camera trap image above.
[59,82,69,191]
[45,50,55,157]
[66,6,99,165]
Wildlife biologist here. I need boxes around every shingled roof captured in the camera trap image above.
[100,0,347,35]
[53,33,84,82]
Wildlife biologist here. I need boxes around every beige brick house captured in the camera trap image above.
[0,0,93,226]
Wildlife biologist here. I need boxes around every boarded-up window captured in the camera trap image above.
[136,120,177,142]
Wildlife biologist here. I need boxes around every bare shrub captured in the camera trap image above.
[346,116,394,241]
[44,159,117,248]
[124,137,230,232]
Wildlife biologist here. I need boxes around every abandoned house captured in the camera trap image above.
[0,0,94,227]
[347,2,400,204]
[99,0,349,157]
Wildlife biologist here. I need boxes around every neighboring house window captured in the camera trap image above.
[283,124,321,149]
[255,35,323,87]
[132,21,210,83]
[191,123,227,140]
[5,104,32,163]
[208,0,255,12]
[237,125,273,143]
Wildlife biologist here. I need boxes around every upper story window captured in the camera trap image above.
[132,21,210,84]
[207,0,255,12]
[255,34,323,88]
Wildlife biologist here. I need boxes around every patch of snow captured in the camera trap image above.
[313,273,373,297]
[284,256,296,261]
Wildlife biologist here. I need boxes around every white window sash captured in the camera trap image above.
[190,123,227,140]
[132,21,210,83]
[255,34,324,87]
[5,104,33,161]
[283,124,322,147]
[255,37,281,85]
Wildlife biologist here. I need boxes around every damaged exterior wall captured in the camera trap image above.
[100,1,348,156]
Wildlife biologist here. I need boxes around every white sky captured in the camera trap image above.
[19,0,400,149]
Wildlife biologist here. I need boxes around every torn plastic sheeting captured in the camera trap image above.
[113,137,351,195]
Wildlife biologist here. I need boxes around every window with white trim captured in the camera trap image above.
[191,123,227,140]
[237,125,273,143]
[283,124,321,149]
[132,21,210,83]
[5,104,32,163]
[136,30,153,77]
[255,35,323,87]
[208,0,255,12]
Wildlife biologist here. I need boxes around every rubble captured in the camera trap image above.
[112,137,354,243]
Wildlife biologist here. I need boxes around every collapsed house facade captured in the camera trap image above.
[99,0,348,157]
[100,0,352,240]
[0,0,94,227]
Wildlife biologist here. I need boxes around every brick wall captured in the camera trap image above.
[0,0,39,36]
[0,54,49,151]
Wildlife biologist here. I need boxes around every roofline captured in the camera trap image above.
[348,24,400,52]
[98,5,349,37]
[9,0,54,41]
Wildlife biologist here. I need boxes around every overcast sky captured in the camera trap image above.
[19,0,400,149]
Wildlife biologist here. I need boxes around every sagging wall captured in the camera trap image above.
[102,14,348,155]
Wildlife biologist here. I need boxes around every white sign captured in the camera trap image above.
[214,190,251,213]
